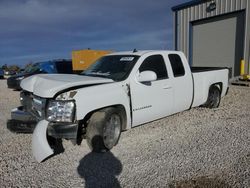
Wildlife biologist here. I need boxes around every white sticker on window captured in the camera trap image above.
[120,57,134,61]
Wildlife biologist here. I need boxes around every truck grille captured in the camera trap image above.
[20,91,46,120]
[31,96,46,120]
[20,91,33,111]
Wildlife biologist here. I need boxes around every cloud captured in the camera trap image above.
[0,0,186,66]
[77,28,174,50]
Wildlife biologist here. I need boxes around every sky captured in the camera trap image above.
[0,0,187,67]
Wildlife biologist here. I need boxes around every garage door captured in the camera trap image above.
[191,12,245,77]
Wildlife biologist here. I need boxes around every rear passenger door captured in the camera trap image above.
[168,54,193,113]
[130,54,174,127]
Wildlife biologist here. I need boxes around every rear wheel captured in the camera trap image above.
[86,107,123,152]
[203,85,221,108]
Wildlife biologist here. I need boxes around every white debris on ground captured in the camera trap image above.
[0,79,249,187]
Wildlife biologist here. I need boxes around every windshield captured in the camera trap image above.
[81,55,139,81]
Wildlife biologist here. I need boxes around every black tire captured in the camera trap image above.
[86,107,124,153]
[203,85,221,108]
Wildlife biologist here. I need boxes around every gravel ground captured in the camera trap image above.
[0,79,249,188]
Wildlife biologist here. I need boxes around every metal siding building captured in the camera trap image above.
[172,0,250,77]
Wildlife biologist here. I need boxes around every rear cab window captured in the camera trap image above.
[168,54,185,77]
[139,55,168,80]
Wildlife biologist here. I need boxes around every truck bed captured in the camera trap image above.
[191,67,229,108]
[191,67,228,73]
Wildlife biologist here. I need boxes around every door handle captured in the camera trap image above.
[163,85,172,89]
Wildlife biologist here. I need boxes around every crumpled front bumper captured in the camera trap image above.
[11,106,36,122]
[7,106,37,133]
[32,120,54,162]
[32,120,79,162]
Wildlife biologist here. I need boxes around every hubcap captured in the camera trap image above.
[103,114,121,149]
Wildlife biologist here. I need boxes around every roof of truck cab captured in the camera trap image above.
[107,50,182,56]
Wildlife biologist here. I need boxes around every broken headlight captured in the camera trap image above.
[46,100,75,122]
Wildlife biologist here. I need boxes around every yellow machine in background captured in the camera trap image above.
[72,49,111,73]
[231,59,250,87]
[240,59,250,80]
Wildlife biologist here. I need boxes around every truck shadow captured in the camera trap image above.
[77,136,122,188]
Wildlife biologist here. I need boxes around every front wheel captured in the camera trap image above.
[86,107,124,152]
[203,85,221,108]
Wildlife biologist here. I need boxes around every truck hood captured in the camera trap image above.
[20,74,114,98]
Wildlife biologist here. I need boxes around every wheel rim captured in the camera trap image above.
[103,114,121,149]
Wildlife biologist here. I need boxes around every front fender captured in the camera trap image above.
[73,83,131,129]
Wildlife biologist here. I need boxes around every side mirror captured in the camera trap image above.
[137,71,157,83]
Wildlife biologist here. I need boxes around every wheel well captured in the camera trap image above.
[210,82,222,94]
[81,105,127,131]
[201,82,222,108]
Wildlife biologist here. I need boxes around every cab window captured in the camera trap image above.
[168,54,185,77]
[139,55,168,80]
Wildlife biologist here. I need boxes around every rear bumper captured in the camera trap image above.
[7,106,37,133]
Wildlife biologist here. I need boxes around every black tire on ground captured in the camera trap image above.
[86,107,124,153]
[203,85,221,108]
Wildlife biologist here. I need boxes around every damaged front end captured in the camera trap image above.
[7,91,37,133]
[33,120,79,162]
[9,89,80,162]
[32,120,54,162]
[32,91,79,162]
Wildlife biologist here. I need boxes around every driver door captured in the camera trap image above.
[130,54,174,127]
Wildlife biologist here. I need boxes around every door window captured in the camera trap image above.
[168,54,185,77]
[139,55,168,80]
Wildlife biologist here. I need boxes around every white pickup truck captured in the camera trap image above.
[9,50,229,162]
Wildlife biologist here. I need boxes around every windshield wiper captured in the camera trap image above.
[88,72,110,76]
[81,72,111,79]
